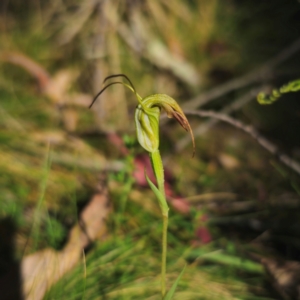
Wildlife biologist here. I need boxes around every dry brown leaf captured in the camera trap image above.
[21,187,111,300]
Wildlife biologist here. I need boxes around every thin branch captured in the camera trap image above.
[184,110,300,176]
[182,37,300,110]
[176,86,265,151]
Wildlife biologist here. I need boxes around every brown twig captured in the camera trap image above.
[176,86,265,151]
[184,109,300,176]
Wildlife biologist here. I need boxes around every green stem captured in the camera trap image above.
[150,150,169,299]
[150,150,165,198]
[162,214,168,298]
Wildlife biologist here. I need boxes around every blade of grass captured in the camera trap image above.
[163,265,186,300]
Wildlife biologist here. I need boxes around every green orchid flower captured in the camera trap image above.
[90,74,195,156]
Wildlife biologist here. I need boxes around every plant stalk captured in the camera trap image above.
[161,214,168,298]
[150,150,169,298]
[150,150,165,198]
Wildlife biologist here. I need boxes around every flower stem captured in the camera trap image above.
[150,150,165,198]
[161,214,168,298]
[150,150,169,299]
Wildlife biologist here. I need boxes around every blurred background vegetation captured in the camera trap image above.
[1,0,300,299]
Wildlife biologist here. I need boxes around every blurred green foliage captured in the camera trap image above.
[1,0,300,299]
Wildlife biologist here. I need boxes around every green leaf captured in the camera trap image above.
[145,172,169,217]
[193,250,263,273]
[163,265,186,300]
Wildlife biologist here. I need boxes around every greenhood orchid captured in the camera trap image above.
[89,74,195,156]
[89,74,194,299]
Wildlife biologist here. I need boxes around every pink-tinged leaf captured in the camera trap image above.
[195,214,212,244]
[196,226,212,244]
